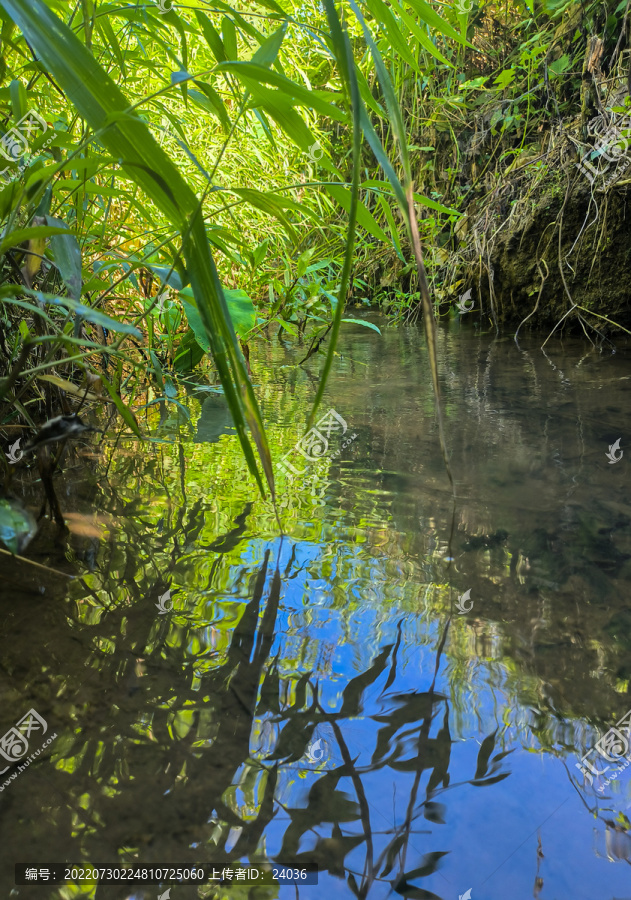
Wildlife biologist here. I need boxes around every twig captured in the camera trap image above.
[0,546,73,578]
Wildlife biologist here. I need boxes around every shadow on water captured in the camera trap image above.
[2,321,631,899]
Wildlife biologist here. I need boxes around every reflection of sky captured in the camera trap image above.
[203,531,631,899]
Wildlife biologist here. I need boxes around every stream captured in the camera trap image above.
[2,318,631,900]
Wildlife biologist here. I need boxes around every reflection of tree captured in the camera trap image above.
[0,507,514,900]
[566,761,631,868]
[268,617,511,900]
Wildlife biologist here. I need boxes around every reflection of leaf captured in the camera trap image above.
[341,643,393,716]
[280,769,360,858]
[288,670,312,712]
[423,801,446,824]
[375,691,441,723]
[427,706,452,793]
[470,771,511,787]
[266,716,317,761]
[0,496,37,554]
[393,850,449,900]
[257,660,280,715]
[383,619,403,692]
[371,692,443,765]
[380,833,406,877]
[474,729,498,780]
[294,822,364,878]
[393,878,445,900]
[395,851,449,885]
[200,502,252,553]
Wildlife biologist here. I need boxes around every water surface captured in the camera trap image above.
[2,320,631,900]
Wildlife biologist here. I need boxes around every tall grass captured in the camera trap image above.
[0,0,467,513]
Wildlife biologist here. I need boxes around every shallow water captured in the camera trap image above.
[2,319,631,900]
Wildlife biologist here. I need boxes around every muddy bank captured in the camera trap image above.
[471,177,631,334]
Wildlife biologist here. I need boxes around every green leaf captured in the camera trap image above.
[31,291,141,337]
[494,68,515,88]
[194,11,226,63]
[179,296,210,352]
[296,247,316,278]
[44,215,82,300]
[363,0,419,73]
[224,288,256,335]
[358,110,408,212]
[406,0,471,45]
[180,286,255,339]
[222,15,238,60]
[99,372,142,438]
[173,328,205,373]
[171,69,191,85]
[325,183,390,243]
[97,15,126,77]
[9,76,26,121]
[232,187,303,238]
[341,318,381,333]
[248,86,315,150]
[0,224,71,256]
[349,2,411,176]
[307,0,362,429]
[190,82,230,132]
[549,53,571,75]
[396,2,453,67]
[250,22,286,67]
[218,62,347,122]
